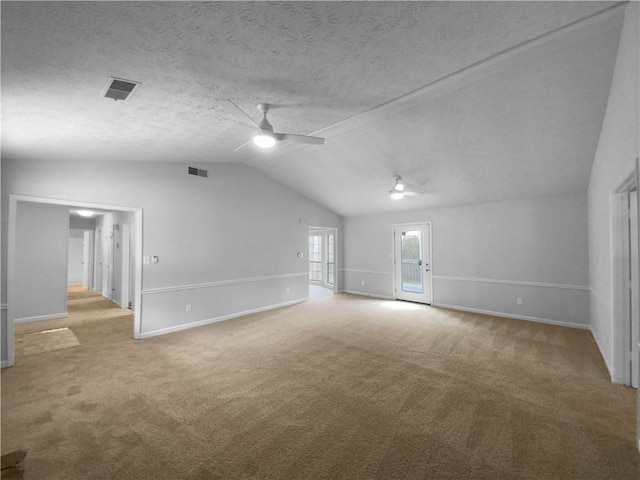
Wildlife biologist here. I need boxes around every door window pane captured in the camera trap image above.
[401,230,423,293]
[309,235,323,282]
[326,234,335,285]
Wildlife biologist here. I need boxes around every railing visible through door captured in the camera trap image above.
[401,258,422,293]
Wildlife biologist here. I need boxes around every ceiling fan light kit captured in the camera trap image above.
[228,100,325,151]
[390,175,405,199]
[389,175,421,199]
[252,132,276,148]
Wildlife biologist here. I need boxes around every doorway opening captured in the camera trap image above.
[6,195,143,368]
[612,174,639,388]
[308,226,338,300]
[393,222,432,304]
[68,209,135,309]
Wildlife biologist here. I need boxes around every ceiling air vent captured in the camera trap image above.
[188,167,208,178]
[101,77,140,102]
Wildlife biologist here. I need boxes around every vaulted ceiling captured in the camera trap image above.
[1,1,625,216]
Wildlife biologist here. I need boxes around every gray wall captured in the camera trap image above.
[1,157,342,361]
[343,192,589,327]
[588,2,639,379]
[15,202,69,321]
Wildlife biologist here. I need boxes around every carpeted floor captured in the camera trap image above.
[1,291,639,479]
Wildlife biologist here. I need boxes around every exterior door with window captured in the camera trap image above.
[394,223,432,304]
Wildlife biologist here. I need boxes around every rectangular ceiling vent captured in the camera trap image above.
[188,167,208,178]
[101,77,140,102]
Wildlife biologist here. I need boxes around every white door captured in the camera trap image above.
[102,228,113,299]
[82,230,94,290]
[94,228,102,293]
[112,224,121,303]
[394,223,432,304]
[120,224,130,309]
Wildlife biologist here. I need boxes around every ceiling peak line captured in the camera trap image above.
[250,1,626,163]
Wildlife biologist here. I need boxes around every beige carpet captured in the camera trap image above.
[1,292,639,479]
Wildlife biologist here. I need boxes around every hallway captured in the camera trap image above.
[13,285,133,361]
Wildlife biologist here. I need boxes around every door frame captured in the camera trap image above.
[308,226,339,294]
[611,169,640,386]
[392,222,433,304]
[6,194,144,367]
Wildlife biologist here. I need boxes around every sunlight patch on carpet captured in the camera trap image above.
[19,327,80,356]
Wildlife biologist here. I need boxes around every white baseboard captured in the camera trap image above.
[138,298,307,339]
[341,290,395,300]
[431,303,591,330]
[1,360,9,369]
[14,312,67,324]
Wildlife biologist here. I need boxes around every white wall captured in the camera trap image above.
[1,158,342,358]
[68,229,85,285]
[343,192,590,328]
[69,216,96,229]
[14,202,69,322]
[588,2,639,379]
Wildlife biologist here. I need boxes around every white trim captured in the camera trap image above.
[341,290,395,300]
[341,268,392,277]
[15,313,67,324]
[431,303,591,331]
[138,298,307,339]
[142,272,308,295]
[432,275,590,291]
[1,361,9,369]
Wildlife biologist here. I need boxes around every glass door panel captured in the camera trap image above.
[400,230,423,294]
[394,223,431,304]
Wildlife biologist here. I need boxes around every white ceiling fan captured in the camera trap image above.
[227,100,325,152]
[389,175,421,199]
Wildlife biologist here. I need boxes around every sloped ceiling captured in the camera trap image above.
[1,1,626,216]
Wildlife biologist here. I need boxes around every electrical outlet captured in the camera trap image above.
[286,287,290,294]
[517,297,524,305]
[186,304,191,312]
[361,280,366,286]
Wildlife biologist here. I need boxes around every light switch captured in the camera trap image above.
[143,256,150,264]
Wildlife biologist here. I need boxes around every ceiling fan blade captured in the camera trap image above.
[275,133,325,145]
[232,139,253,152]
[403,191,422,196]
[226,99,261,129]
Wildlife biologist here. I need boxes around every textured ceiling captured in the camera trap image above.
[1,1,626,216]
